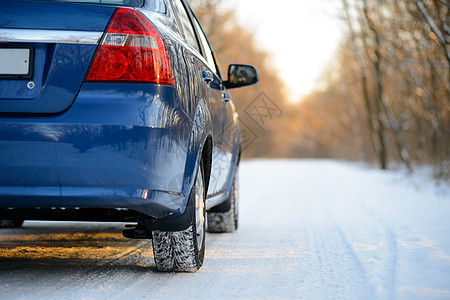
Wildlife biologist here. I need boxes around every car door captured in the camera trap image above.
[169,0,225,195]
[189,12,235,195]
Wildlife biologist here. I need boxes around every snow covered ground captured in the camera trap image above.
[0,159,449,299]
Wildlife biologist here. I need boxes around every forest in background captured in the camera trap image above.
[190,0,449,178]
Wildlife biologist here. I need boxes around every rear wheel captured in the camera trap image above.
[151,161,206,272]
[0,220,24,228]
[207,167,239,233]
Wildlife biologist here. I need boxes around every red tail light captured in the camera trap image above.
[86,8,174,85]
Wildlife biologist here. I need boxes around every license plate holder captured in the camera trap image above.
[0,46,34,79]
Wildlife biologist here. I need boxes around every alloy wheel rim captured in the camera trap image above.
[195,167,205,250]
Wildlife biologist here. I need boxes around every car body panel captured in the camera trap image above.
[0,43,98,113]
[0,1,114,31]
[0,0,242,227]
[0,83,192,218]
[0,1,114,113]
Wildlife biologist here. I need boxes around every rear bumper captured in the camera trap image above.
[0,83,194,219]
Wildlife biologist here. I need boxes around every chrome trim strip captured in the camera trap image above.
[0,29,103,45]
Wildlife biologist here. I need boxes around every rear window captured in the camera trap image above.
[28,0,144,7]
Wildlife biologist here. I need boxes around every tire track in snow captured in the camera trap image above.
[298,208,375,299]
[354,202,398,299]
[329,200,398,299]
[238,160,376,299]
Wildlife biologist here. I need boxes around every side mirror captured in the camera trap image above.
[224,64,259,89]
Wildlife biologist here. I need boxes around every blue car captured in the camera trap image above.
[0,0,258,272]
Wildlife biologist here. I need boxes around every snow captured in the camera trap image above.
[0,159,449,299]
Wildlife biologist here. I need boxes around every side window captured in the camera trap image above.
[171,0,200,53]
[192,18,218,75]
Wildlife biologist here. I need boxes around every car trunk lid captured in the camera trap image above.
[0,1,115,114]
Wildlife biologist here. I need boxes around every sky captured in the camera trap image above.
[226,0,344,103]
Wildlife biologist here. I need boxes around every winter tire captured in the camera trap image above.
[151,161,206,272]
[207,167,239,233]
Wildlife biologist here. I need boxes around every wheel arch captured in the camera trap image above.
[142,99,213,232]
[181,98,213,196]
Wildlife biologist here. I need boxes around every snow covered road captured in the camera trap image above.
[0,159,449,299]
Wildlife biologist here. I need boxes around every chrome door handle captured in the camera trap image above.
[202,70,213,84]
